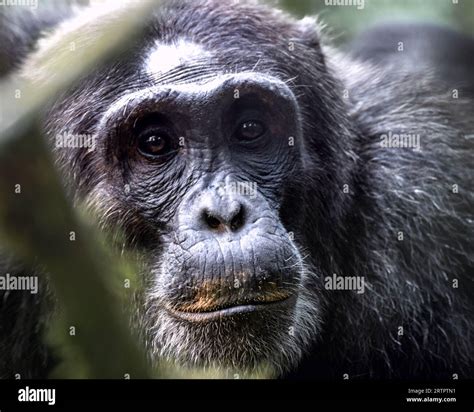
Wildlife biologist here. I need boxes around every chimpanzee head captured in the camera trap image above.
[41,0,355,376]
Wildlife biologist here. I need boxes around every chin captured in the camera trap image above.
[139,266,322,378]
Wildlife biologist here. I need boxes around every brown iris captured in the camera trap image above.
[138,132,172,157]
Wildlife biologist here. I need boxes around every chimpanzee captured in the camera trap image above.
[0,0,472,379]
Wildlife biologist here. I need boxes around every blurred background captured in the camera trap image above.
[279,0,474,43]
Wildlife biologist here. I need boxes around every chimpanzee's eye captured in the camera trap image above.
[236,120,266,141]
[137,129,175,159]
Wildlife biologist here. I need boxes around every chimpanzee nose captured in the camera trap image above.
[201,201,246,232]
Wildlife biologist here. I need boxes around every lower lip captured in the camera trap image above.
[167,297,294,323]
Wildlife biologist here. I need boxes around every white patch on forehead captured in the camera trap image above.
[145,40,211,78]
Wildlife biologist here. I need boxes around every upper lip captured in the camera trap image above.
[166,295,294,322]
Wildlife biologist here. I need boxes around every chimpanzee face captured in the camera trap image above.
[45,2,328,376]
[99,52,320,375]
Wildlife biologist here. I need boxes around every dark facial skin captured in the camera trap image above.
[41,0,340,376]
[81,66,321,375]
[104,72,304,317]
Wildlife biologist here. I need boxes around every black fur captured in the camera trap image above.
[0,0,473,379]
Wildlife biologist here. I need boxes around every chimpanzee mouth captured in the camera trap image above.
[166,295,296,323]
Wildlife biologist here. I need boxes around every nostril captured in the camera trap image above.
[230,205,245,231]
[204,212,223,230]
[201,204,246,232]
